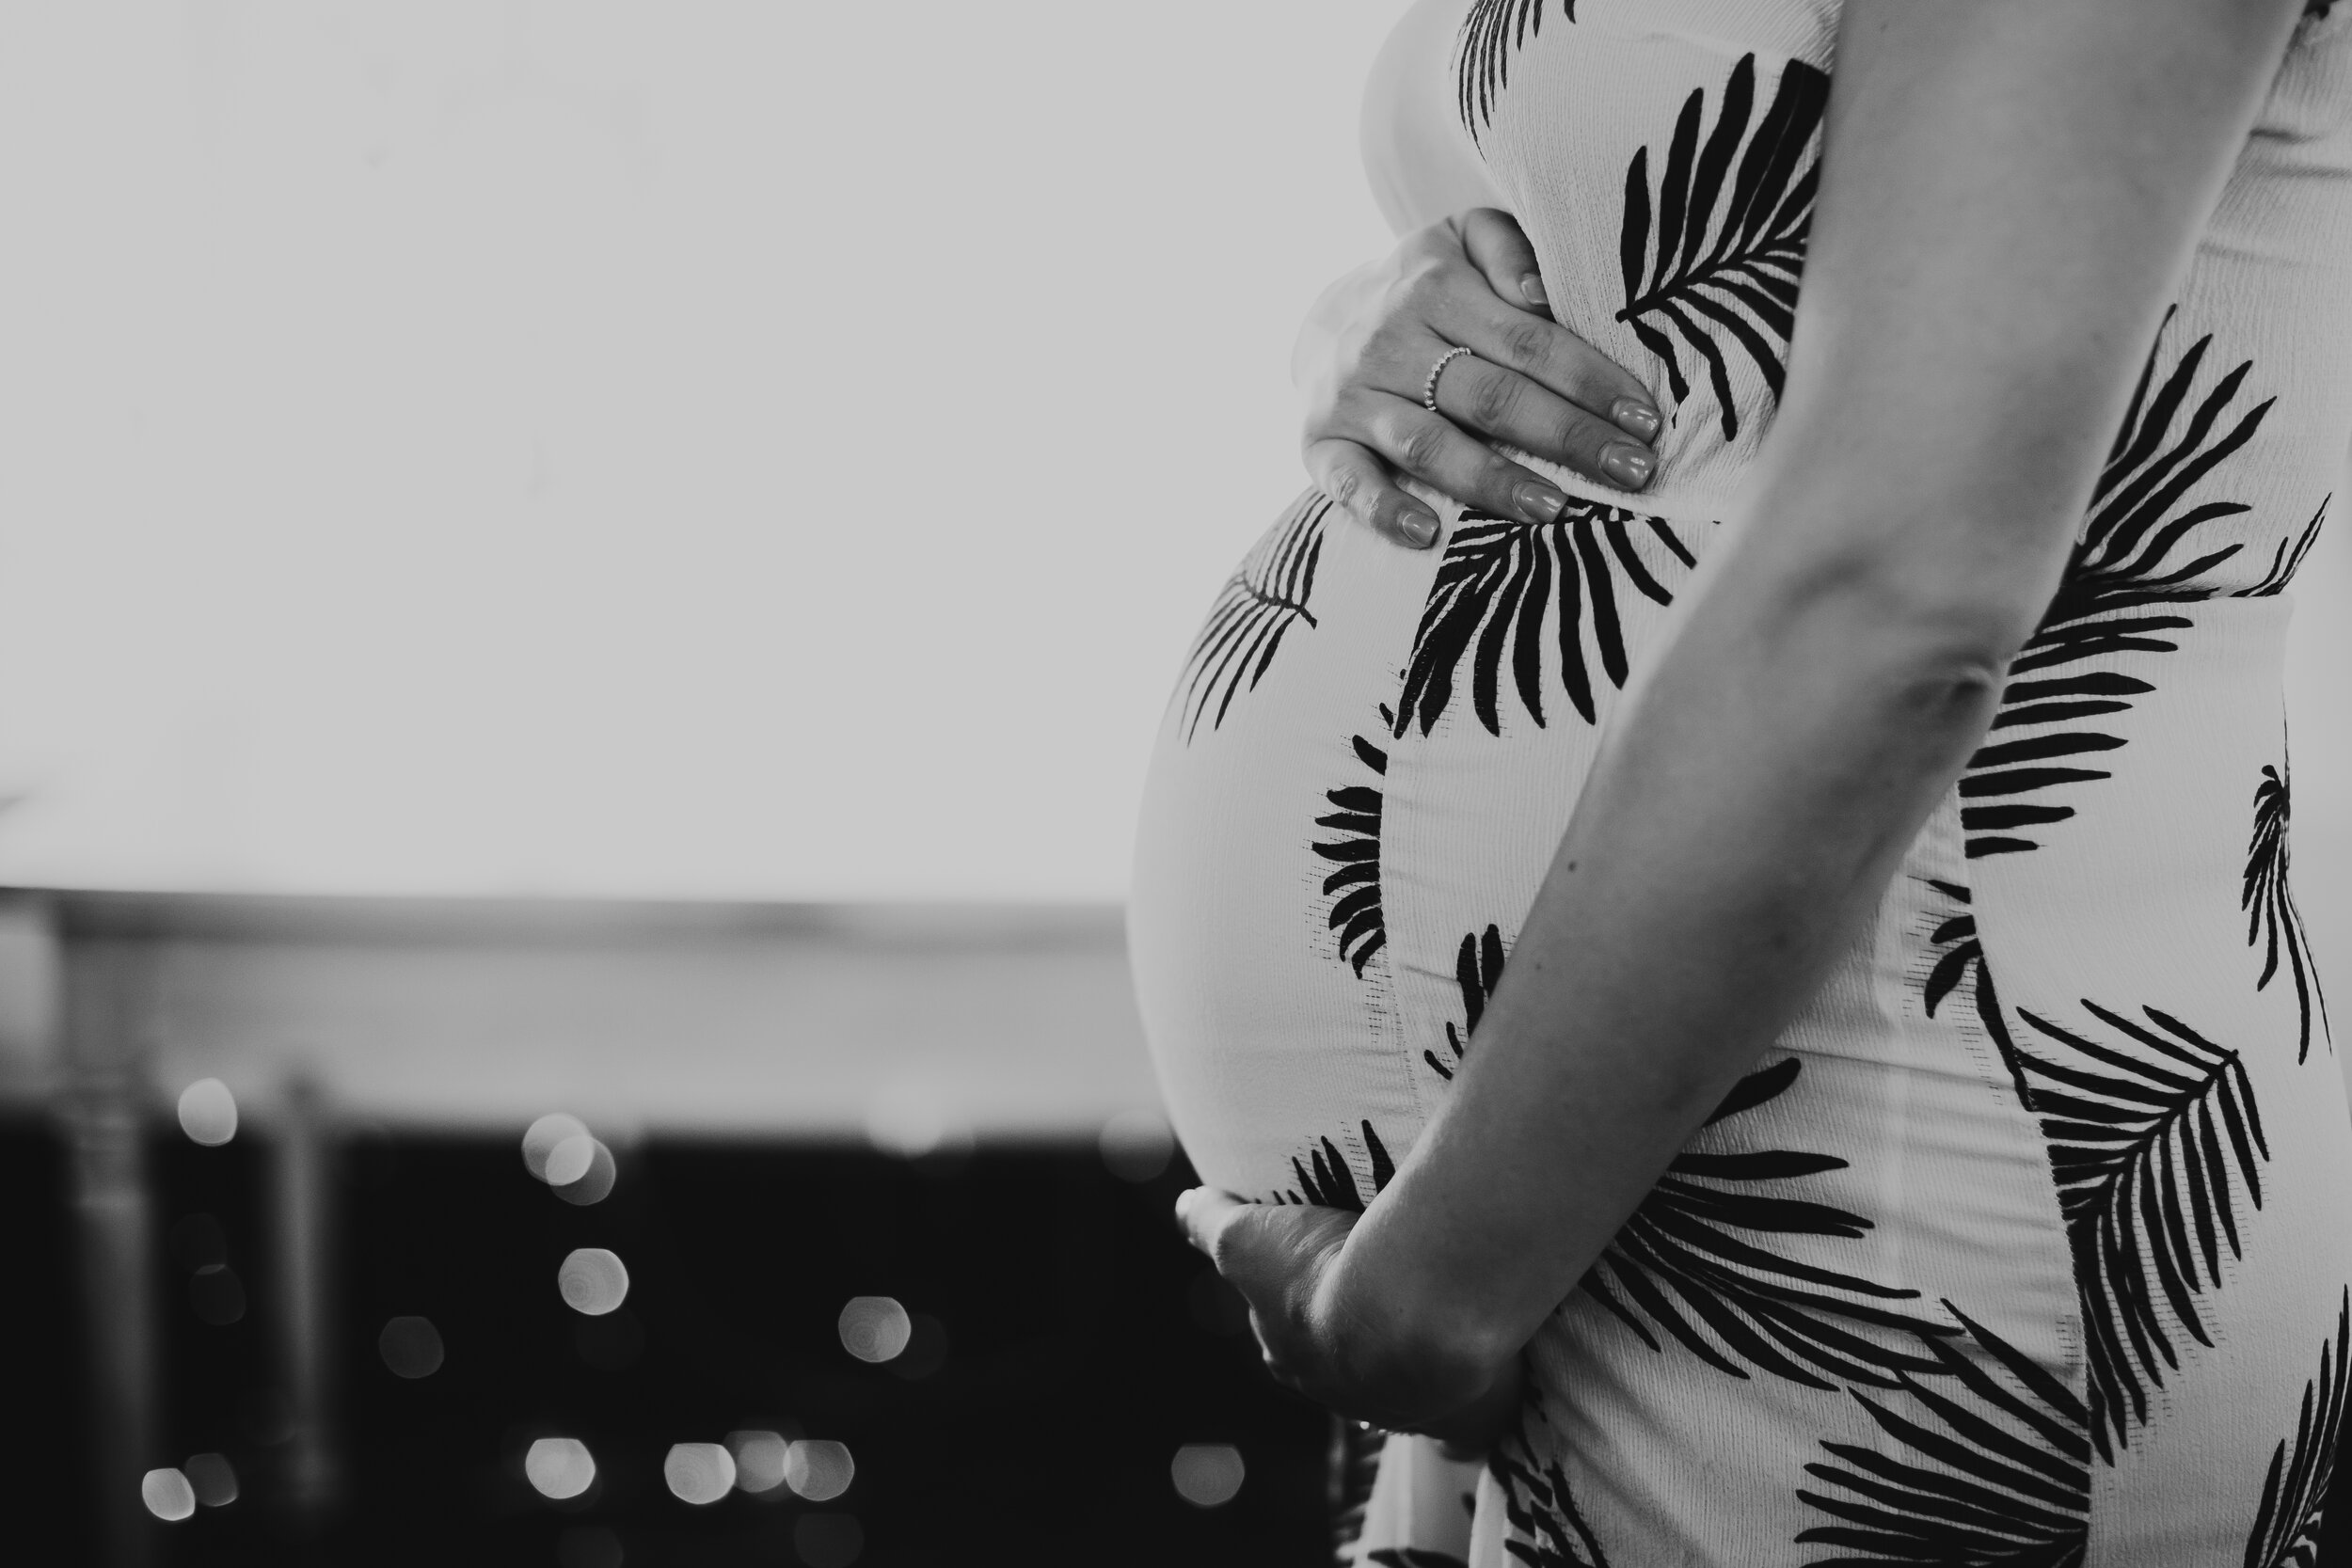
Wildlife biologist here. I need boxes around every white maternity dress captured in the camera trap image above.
[1129,2,2352,1561]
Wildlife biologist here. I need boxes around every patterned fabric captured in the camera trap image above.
[1128,2,2352,1563]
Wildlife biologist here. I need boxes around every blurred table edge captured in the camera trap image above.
[0,886,1156,1137]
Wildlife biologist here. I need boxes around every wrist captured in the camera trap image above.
[1316,1227,1519,1430]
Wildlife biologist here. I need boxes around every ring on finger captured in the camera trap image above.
[1422,345,1475,413]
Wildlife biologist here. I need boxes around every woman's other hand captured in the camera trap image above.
[1294,208,1663,549]
[1175,1186,1524,1453]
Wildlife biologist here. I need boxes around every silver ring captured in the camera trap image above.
[1422,345,1474,413]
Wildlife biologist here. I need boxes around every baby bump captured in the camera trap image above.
[1128,487,1716,1203]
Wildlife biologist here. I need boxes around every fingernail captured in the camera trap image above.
[1599,442,1654,489]
[1610,398,1661,441]
[1515,481,1566,524]
[1518,273,1549,308]
[1401,510,1439,547]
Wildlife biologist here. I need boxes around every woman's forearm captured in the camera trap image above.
[1323,489,2031,1418]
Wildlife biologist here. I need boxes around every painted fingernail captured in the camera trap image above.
[1518,272,1549,308]
[1610,398,1661,441]
[1515,481,1566,523]
[1401,510,1439,547]
[1599,442,1654,489]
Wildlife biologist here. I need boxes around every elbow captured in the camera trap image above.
[1858,590,2019,725]
[1730,473,2078,692]
[1747,542,2041,718]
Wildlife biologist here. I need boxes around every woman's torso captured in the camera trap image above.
[1130,3,2352,1561]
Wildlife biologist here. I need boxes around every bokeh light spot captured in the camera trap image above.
[727,1430,790,1495]
[525,1437,597,1500]
[558,1249,629,1316]
[663,1442,735,1506]
[836,1297,911,1364]
[141,1468,195,1521]
[863,1081,973,1162]
[785,1440,855,1502]
[553,1140,619,1206]
[522,1114,590,1181]
[378,1315,445,1379]
[1099,1109,1176,1182]
[177,1080,238,1147]
[190,1264,246,1326]
[1170,1444,1245,1509]
[184,1452,238,1507]
[794,1513,864,1568]
[544,1132,597,1187]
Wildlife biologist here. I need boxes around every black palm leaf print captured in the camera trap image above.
[1176,491,1327,740]
[2245,762,2330,1063]
[1795,1302,2090,1567]
[1427,924,1507,1082]
[1920,879,2037,1117]
[1277,1119,1397,1212]
[1312,717,1391,976]
[1396,503,1700,737]
[1616,54,1828,441]
[1581,1056,1955,1391]
[2243,1289,2349,1568]
[1492,1448,1613,1568]
[1963,322,2272,858]
[2237,496,2328,599]
[2011,1002,2269,1459]
[1456,0,1572,143]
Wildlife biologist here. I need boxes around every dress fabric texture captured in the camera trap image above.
[1126,1,2352,1562]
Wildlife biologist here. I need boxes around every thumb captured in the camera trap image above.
[1177,1188,1358,1302]
[1175,1186,1253,1260]
[1457,207,1549,317]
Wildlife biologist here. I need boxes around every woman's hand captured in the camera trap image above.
[1295,208,1664,549]
[1176,1186,1525,1455]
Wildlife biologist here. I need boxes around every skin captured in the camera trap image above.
[1182,0,2312,1451]
[1294,211,1666,546]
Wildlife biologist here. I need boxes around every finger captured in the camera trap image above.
[1174,1186,1250,1259]
[1357,392,1587,524]
[1429,353,1658,496]
[1426,286,1663,448]
[1179,1189,1350,1297]
[1306,438,1440,548]
[1456,207,1550,317]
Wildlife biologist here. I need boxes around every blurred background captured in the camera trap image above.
[0,3,2345,1565]
[0,3,1420,1562]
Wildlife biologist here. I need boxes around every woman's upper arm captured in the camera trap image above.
[1741,0,2309,656]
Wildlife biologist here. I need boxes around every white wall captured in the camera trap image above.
[0,0,1408,900]
[0,3,2342,1093]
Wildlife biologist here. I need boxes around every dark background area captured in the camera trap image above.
[8,1110,2351,1567]
[1,1115,1327,1567]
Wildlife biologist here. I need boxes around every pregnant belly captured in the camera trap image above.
[1128,487,1716,1202]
